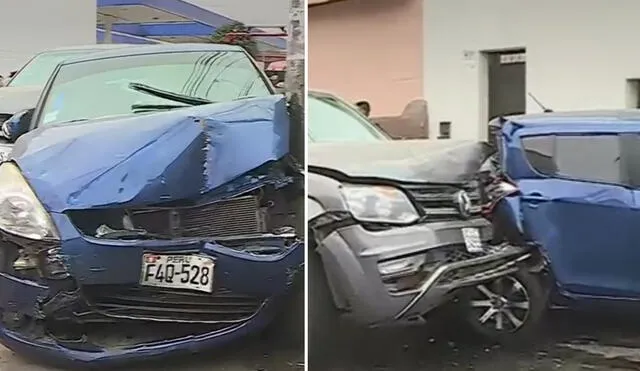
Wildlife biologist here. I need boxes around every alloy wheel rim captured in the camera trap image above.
[469,276,530,332]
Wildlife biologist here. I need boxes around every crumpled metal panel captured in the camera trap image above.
[10,95,289,212]
[309,140,492,184]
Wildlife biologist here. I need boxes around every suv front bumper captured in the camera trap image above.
[314,217,528,326]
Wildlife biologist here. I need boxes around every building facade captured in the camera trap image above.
[308,0,424,117]
[425,0,640,140]
[0,0,287,75]
[309,0,640,139]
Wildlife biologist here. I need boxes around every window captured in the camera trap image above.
[438,121,451,139]
[522,135,623,184]
[307,94,389,143]
[37,51,271,127]
[8,50,103,87]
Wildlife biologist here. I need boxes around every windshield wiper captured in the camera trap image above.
[131,104,190,113]
[54,118,90,125]
[128,82,212,106]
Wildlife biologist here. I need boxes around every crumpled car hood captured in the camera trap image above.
[11,95,289,213]
[309,139,492,183]
[0,85,42,114]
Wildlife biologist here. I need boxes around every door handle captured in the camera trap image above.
[523,192,550,208]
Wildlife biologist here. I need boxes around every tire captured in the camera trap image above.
[461,270,548,343]
[308,249,341,366]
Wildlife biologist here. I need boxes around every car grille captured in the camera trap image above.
[130,195,266,238]
[82,285,264,323]
[402,183,481,221]
[427,244,512,264]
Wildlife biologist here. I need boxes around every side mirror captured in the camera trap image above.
[2,108,34,142]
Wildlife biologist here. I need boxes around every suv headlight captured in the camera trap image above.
[340,184,419,224]
[0,162,59,240]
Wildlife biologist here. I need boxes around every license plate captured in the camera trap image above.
[462,228,483,253]
[140,253,215,293]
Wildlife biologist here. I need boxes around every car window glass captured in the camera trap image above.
[522,135,622,183]
[308,95,388,142]
[38,51,271,126]
[519,136,558,175]
[7,50,98,87]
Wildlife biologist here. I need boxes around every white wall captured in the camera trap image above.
[0,0,96,74]
[424,0,640,140]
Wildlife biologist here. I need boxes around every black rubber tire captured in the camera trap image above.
[308,250,341,366]
[462,270,548,343]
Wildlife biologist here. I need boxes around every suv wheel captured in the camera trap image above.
[463,270,547,341]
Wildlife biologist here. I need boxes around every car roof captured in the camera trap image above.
[59,43,246,65]
[506,110,640,125]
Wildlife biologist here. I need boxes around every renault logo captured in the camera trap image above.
[454,190,472,219]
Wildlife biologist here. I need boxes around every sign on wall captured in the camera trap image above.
[500,53,526,64]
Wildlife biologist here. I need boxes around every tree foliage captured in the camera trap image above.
[210,22,258,58]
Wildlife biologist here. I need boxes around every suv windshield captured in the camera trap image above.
[308,94,388,142]
[8,50,101,88]
[38,50,271,126]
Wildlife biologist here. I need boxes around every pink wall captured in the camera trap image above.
[309,0,424,116]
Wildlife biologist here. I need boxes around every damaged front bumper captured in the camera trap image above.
[0,213,303,366]
[312,214,528,326]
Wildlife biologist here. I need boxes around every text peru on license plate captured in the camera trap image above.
[462,228,483,253]
[140,253,215,293]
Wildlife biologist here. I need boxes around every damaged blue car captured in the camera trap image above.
[0,44,303,366]
[466,110,640,340]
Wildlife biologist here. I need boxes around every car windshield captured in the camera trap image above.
[37,50,271,126]
[7,50,101,87]
[308,94,388,142]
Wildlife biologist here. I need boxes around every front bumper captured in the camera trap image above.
[314,217,528,326]
[0,213,303,366]
[0,272,279,366]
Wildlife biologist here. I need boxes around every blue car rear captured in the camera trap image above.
[469,111,640,340]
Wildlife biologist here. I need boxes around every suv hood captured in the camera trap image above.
[309,140,492,183]
[0,85,42,115]
[11,95,289,213]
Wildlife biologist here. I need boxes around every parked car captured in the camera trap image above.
[307,90,530,359]
[472,110,640,340]
[0,44,132,123]
[308,90,390,143]
[0,43,303,366]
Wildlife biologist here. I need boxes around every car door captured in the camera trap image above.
[503,121,640,298]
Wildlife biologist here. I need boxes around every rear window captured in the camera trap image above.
[521,135,622,184]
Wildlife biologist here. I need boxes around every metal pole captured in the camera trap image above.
[285,0,305,165]
[285,0,305,239]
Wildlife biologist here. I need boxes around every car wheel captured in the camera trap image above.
[308,249,340,365]
[462,270,548,342]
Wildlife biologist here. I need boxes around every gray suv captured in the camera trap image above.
[307,91,529,357]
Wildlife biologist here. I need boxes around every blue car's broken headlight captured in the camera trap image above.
[0,162,59,240]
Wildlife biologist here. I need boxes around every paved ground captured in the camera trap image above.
[6,310,640,370]
[312,310,640,371]
[0,326,304,371]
